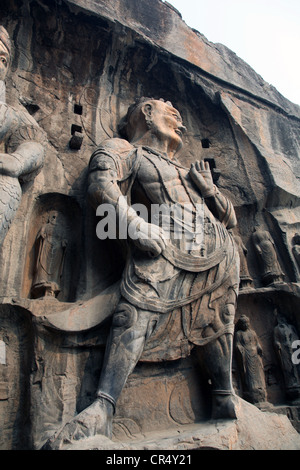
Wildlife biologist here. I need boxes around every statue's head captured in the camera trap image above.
[0,26,11,81]
[237,314,250,331]
[119,97,186,154]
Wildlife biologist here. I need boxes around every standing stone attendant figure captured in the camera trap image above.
[44,97,240,449]
[252,229,284,285]
[234,315,267,405]
[0,26,45,246]
[31,211,68,299]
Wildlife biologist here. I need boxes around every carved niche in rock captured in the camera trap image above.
[252,229,284,286]
[42,97,241,449]
[234,314,267,405]
[31,210,68,299]
[273,310,300,404]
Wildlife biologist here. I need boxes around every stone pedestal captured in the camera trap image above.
[58,398,300,450]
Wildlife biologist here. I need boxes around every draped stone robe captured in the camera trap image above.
[89,138,240,361]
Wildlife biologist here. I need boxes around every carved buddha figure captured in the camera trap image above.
[274,311,300,404]
[252,229,284,285]
[235,315,267,404]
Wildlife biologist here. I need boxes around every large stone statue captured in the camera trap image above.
[234,315,267,405]
[252,229,284,285]
[44,97,240,449]
[0,26,45,246]
[31,211,68,299]
[273,310,300,404]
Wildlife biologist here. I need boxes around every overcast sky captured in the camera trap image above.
[165,0,300,106]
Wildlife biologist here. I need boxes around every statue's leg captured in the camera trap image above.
[95,301,154,419]
[42,300,153,449]
[200,331,237,419]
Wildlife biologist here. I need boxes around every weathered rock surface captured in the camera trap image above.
[67,0,300,118]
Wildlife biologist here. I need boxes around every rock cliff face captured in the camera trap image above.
[0,0,299,450]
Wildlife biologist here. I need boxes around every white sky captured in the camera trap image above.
[165,0,300,106]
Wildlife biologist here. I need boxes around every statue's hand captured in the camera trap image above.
[189,160,215,198]
[129,218,167,257]
[0,153,22,177]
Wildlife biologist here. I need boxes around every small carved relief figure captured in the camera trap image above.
[251,229,284,285]
[292,233,300,271]
[235,315,267,404]
[43,97,241,449]
[0,26,46,246]
[233,234,253,289]
[31,211,68,299]
[273,310,300,404]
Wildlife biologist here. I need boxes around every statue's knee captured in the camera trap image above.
[112,302,138,329]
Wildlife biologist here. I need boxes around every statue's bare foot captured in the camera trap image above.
[41,398,113,450]
[211,392,238,420]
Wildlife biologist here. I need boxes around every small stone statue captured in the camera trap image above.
[31,211,68,299]
[233,234,253,289]
[235,315,267,404]
[251,228,284,285]
[273,310,300,404]
[0,26,46,246]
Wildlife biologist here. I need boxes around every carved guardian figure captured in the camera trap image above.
[252,229,283,285]
[44,97,240,449]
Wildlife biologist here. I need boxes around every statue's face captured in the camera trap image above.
[148,100,186,151]
[0,41,9,81]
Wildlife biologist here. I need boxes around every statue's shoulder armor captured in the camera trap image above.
[0,103,46,151]
[90,138,133,160]
[89,138,136,177]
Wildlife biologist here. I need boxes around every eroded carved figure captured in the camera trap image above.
[44,97,240,449]
[0,26,45,246]
[31,211,68,298]
[252,229,284,285]
[274,310,300,404]
[234,315,267,404]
